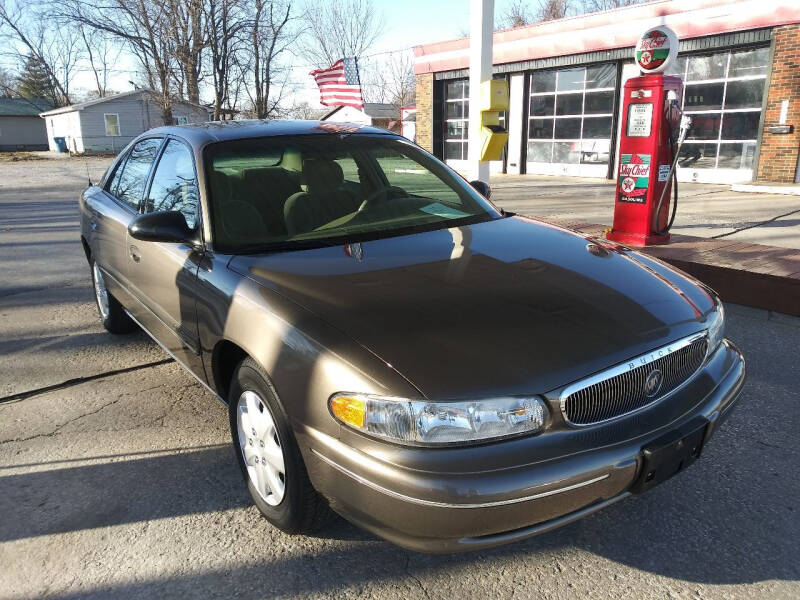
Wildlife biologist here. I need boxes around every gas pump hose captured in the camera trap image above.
[653,126,680,236]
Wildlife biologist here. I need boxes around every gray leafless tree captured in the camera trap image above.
[0,1,77,105]
[583,0,647,11]
[167,0,205,104]
[78,25,121,98]
[299,0,384,68]
[362,50,415,109]
[60,0,177,124]
[205,0,246,119]
[498,0,535,28]
[244,0,297,119]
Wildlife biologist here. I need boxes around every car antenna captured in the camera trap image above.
[84,157,93,187]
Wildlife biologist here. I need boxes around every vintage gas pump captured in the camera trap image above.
[607,26,690,246]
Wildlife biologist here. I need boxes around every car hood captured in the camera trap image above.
[230,216,715,399]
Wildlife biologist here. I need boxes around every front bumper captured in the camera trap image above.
[300,340,745,553]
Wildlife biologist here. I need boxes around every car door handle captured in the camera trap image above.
[90,220,99,230]
[129,245,141,263]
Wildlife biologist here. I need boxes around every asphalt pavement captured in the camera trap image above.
[1,157,798,599]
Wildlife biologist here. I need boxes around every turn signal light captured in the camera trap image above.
[330,395,365,428]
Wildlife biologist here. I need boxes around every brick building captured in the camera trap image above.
[414,0,800,184]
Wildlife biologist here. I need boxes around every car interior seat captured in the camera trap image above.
[243,167,300,236]
[283,159,360,235]
[211,170,269,247]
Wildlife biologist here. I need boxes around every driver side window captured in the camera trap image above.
[145,139,199,229]
[108,138,162,210]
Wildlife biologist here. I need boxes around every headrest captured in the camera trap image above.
[281,147,303,172]
[303,158,343,191]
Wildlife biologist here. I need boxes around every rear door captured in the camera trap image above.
[86,137,163,305]
[125,137,205,375]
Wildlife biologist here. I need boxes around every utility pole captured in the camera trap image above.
[467,0,494,183]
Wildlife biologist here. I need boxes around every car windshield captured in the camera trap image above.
[204,133,500,253]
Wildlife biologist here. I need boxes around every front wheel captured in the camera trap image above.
[90,259,136,334]
[229,357,330,534]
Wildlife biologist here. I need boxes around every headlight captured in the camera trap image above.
[706,301,725,354]
[329,393,550,446]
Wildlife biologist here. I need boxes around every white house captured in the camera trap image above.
[321,103,401,133]
[39,90,211,154]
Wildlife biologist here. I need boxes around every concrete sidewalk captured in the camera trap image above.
[489,174,800,250]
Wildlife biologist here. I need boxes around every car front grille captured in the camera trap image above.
[561,332,708,426]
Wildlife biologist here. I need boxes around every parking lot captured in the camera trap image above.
[1,155,799,599]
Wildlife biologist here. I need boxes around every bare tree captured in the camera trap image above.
[498,0,535,28]
[60,0,177,124]
[583,0,647,11]
[538,0,571,21]
[0,1,76,105]
[244,0,297,119]
[167,0,205,103]
[285,100,326,120]
[299,0,384,68]
[205,0,247,119]
[0,66,15,96]
[78,25,121,98]
[362,50,415,109]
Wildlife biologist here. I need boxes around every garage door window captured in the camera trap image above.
[668,47,768,172]
[444,79,469,161]
[527,63,617,175]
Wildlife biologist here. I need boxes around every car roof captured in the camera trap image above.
[149,119,398,147]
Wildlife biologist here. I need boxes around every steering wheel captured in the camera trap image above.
[357,186,406,212]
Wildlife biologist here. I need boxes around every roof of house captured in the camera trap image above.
[0,97,54,117]
[322,103,400,121]
[39,89,212,117]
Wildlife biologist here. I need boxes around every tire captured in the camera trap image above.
[228,357,330,534]
[90,258,136,334]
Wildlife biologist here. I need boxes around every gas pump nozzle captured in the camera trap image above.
[678,114,692,145]
[652,109,692,235]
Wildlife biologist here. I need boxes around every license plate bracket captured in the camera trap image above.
[631,416,709,494]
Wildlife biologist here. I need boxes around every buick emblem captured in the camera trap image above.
[644,369,663,398]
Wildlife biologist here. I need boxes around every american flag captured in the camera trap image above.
[310,57,364,109]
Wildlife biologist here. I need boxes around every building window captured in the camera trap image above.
[527,63,617,173]
[444,79,469,161]
[176,115,189,125]
[667,46,768,171]
[104,113,121,136]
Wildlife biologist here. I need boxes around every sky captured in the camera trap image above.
[72,0,473,108]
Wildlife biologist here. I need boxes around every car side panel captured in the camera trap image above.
[123,242,207,377]
[80,186,138,305]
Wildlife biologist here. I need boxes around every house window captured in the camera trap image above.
[176,115,189,125]
[104,113,121,136]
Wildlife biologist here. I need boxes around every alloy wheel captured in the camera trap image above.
[92,263,110,320]
[236,390,286,506]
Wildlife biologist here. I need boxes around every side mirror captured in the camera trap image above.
[128,210,197,245]
[469,180,491,200]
